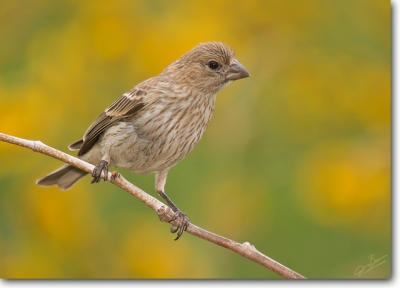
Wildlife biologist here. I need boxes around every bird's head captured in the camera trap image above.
[164,42,250,94]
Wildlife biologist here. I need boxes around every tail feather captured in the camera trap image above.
[36,164,88,190]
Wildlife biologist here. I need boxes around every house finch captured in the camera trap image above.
[37,42,250,239]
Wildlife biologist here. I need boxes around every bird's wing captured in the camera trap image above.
[76,89,147,156]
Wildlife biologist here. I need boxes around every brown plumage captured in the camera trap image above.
[37,42,250,239]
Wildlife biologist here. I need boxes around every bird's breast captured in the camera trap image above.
[133,93,216,171]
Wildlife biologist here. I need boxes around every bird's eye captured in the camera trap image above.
[208,61,219,70]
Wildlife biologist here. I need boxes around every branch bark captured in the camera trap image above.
[0,132,306,279]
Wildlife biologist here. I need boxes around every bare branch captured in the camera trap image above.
[0,132,306,279]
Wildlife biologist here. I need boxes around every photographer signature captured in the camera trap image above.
[354,254,388,277]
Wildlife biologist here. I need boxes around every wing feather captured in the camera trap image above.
[77,89,147,156]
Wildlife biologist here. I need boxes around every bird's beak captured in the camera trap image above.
[226,59,250,81]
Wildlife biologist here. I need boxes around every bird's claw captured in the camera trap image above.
[169,210,190,240]
[91,160,108,183]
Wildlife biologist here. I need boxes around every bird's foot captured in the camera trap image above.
[156,190,189,240]
[91,160,108,183]
[169,209,190,241]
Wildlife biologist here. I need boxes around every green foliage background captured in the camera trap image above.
[0,0,390,278]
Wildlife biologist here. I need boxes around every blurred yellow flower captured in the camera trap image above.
[296,138,390,233]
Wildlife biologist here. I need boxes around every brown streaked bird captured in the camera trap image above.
[36,42,250,240]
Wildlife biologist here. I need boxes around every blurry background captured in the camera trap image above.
[0,0,390,279]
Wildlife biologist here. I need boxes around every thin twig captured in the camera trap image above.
[0,132,306,279]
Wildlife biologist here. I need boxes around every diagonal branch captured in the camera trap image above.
[0,132,306,279]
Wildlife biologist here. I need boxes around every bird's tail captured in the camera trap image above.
[36,164,88,190]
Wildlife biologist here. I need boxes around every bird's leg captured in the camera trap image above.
[156,171,190,240]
